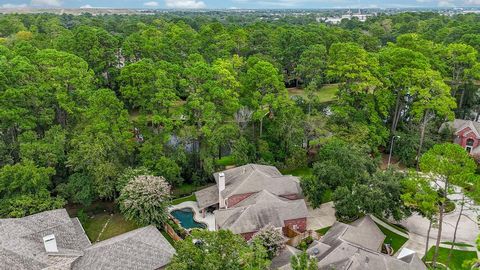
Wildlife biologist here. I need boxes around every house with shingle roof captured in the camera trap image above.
[271,216,426,270]
[0,209,175,270]
[442,119,480,155]
[195,164,308,240]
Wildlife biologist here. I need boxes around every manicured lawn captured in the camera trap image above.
[171,194,197,205]
[280,167,313,177]
[316,226,331,235]
[374,216,409,234]
[82,213,140,242]
[423,246,477,270]
[172,183,213,198]
[317,84,339,103]
[441,242,474,247]
[216,155,236,166]
[82,213,110,241]
[375,223,408,253]
[287,83,339,104]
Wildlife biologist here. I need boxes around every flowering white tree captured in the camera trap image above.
[250,224,286,259]
[118,175,171,227]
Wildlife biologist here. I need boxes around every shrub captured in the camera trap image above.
[118,175,171,227]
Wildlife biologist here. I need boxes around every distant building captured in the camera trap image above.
[0,209,175,270]
[271,216,427,270]
[322,13,371,24]
[443,119,480,156]
[195,164,308,240]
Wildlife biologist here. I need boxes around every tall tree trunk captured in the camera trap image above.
[432,203,444,268]
[390,92,401,134]
[432,177,449,268]
[446,195,465,268]
[259,118,263,138]
[416,112,428,171]
[423,218,433,262]
[458,87,466,109]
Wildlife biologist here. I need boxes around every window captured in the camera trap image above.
[466,139,474,153]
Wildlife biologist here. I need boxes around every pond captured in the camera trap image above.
[170,208,207,229]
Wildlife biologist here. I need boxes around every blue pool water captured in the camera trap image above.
[170,208,207,229]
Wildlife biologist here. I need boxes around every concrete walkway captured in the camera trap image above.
[168,201,216,231]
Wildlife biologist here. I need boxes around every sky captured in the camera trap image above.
[1,0,480,10]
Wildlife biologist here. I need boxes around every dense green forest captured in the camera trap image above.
[0,11,479,217]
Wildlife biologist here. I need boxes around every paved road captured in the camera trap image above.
[399,183,479,257]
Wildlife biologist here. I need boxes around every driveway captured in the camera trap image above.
[400,185,479,247]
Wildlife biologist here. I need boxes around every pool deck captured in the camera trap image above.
[169,201,216,231]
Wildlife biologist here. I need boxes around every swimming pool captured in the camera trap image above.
[170,208,207,229]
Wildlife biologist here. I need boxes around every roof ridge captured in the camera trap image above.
[223,205,252,229]
[225,166,257,196]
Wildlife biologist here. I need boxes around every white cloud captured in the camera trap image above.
[80,4,93,8]
[165,0,206,8]
[31,0,62,7]
[465,0,480,4]
[144,1,159,6]
[1,3,27,8]
[438,0,455,6]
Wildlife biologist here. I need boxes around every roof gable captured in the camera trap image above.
[214,164,300,198]
[453,119,480,138]
[214,191,308,234]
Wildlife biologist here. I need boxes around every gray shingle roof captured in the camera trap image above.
[72,225,175,270]
[195,185,219,209]
[270,245,301,269]
[195,164,303,209]
[214,190,308,234]
[214,164,301,198]
[0,209,175,270]
[0,209,91,270]
[313,216,425,270]
[271,216,427,270]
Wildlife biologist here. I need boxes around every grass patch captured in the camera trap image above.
[99,214,140,241]
[317,84,339,103]
[375,223,408,253]
[287,83,339,104]
[216,155,236,166]
[171,194,197,205]
[82,213,110,241]
[423,246,477,270]
[172,183,213,198]
[82,212,140,242]
[321,189,333,204]
[280,167,313,177]
[316,226,331,235]
[441,242,474,247]
[444,200,456,214]
[374,216,409,234]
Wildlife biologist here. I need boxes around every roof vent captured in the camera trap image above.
[43,234,58,253]
[313,248,319,255]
